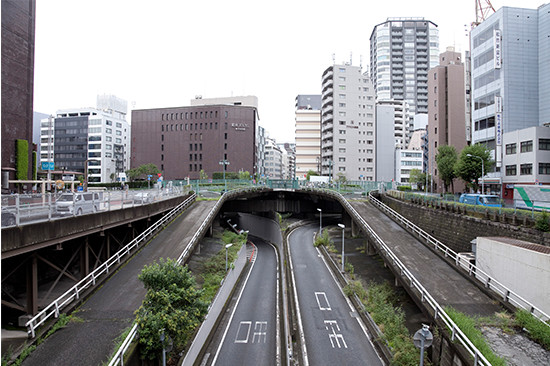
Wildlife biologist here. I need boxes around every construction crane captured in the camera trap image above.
[473,0,496,28]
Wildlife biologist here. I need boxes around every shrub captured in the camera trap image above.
[314,229,331,247]
[535,210,550,232]
[397,185,412,192]
[15,139,29,181]
[515,309,550,350]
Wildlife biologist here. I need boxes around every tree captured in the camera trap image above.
[408,169,424,190]
[135,258,208,360]
[238,170,251,180]
[455,144,494,192]
[306,170,318,181]
[199,169,208,180]
[435,145,458,193]
[126,163,161,182]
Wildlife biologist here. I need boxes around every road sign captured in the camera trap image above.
[41,162,54,170]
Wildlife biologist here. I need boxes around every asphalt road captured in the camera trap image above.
[288,224,383,366]
[20,200,216,366]
[210,236,279,366]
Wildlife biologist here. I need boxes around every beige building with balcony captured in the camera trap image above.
[295,95,321,179]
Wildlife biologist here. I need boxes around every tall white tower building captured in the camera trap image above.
[321,63,376,181]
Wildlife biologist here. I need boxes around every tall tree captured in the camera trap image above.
[455,144,494,192]
[408,168,425,190]
[135,258,208,360]
[435,145,458,193]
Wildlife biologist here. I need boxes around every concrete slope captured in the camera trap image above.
[349,200,501,317]
[21,201,216,366]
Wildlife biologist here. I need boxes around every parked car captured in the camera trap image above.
[459,194,501,207]
[56,192,102,216]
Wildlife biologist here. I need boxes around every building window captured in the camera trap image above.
[539,138,550,150]
[189,144,193,151]
[520,163,533,175]
[520,140,533,153]
[505,165,517,176]
[506,143,517,155]
[540,163,550,175]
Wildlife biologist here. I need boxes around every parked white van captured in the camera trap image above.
[56,192,102,216]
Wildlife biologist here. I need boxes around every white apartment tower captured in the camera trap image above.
[295,95,321,179]
[321,63,376,181]
[370,18,439,121]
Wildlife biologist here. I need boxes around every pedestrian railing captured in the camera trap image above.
[330,191,493,365]
[107,186,266,366]
[369,192,550,325]
[25,194,196,338]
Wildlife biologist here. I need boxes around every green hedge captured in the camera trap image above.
[15,139,29,181]
[32,151,37,180]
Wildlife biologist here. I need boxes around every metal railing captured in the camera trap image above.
[107,186,266,366]
[321,190,492,365]
[369,192,550,325]
[1,186,190,228]
[25,194,196,338]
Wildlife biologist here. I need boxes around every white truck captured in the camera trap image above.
[513,184,550,211]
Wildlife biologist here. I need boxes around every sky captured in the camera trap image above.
[33,0,546,143]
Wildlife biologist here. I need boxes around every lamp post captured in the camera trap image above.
[317,208,322,234]
[413,324,433,366]
[467,154,484,194]
[219,159,230,192]
[225,243,233,272]
[338,223,345,272]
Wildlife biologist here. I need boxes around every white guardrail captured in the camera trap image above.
[25,194,197,338]
[336,192,493,366]
[368,192,550,325]
[107,187,264,366]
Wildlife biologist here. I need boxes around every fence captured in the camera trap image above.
[24,194,196,338]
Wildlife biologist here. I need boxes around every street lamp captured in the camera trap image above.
[466,154,484,194]
[413,324,433,366]
[219,159,230,192]
[338,223,345,272]
[317,208,322,234]
[225,243,233,272]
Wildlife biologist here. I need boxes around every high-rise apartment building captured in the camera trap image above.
[427,47,467,193]
[295,95,321,179]
[470,4,550,170]
[321,63,376,181]
[370,18,439,124]
[376,100,410,148]
[40,95,131,183]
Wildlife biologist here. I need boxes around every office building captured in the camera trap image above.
[264,138,283,179]
[470,4,550,176]
[370,17,439,123]
[131,103,257,180]
[278,142,296,180]
[321,63,376,181]
[427,47,467,193]
[295,95,321,179]
[40,95,131,183]
[1,0,36,192]
[502,126,550,196]
[377,99,410,148]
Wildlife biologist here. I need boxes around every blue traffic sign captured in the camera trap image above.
[41,162,55,170]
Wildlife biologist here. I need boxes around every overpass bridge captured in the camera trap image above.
[2,185,547,365]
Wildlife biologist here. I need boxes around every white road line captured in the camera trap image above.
[211,243,258,365]
[287,229,309,366]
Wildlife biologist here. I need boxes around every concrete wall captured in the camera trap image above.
[476,237,550,316]
[378,194,550,252]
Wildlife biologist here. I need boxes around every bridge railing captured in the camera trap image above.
[308,189,493,365]
[369,192,550,325]
[107,186,266,366]
[25,194,197,339]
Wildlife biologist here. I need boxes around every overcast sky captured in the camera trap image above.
[33,0,545,142]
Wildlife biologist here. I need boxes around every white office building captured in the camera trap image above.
[321,63,376,181]
[295,95,321,179]
[40,95,131,183]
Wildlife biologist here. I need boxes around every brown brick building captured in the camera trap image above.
[131,105,257,180]
[1,0,36,190]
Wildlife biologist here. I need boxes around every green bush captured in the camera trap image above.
[15,139,29,181]
[535,210,550,232]
[32,151,37,180]
[515,309,550,349]
[314,229,331,247]
[397,185,412,192]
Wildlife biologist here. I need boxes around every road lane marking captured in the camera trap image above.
[324,320,348,349]
[252,321,268,343]
[235,321,252,343]
[314,292,331,311]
